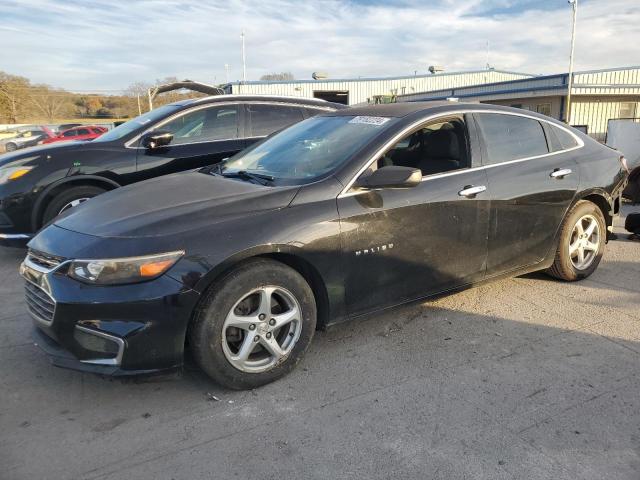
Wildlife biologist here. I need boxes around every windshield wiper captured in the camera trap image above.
[221,170,274,186]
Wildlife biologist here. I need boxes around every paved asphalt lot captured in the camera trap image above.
[1,206,639,480]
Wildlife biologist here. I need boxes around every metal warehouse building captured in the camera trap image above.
[397,66,640,141]
[223,69,532,105]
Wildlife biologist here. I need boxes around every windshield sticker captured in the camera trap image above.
[348,116,391,126]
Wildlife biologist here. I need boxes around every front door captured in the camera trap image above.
[338,115,490,316]
[473,112,580,276]
[135,104,245,180]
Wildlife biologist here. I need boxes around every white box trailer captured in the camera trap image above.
[607,119,640,203]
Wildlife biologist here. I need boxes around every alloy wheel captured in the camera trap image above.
[569,214,600,270]
[222,286,302,373]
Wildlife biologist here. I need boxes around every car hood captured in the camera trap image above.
[53,171,300,238]
[0,141,85,167]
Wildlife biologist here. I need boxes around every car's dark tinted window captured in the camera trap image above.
[248,104,304,137]
[77,128,91,135]
[476,113,548,164]
[552,125,579,150]
[161,105,239,144]
[376,116,469,176]
[63,130,77,137]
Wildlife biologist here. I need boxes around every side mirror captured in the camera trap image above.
[353,165,422,190]
[142,131,173,149]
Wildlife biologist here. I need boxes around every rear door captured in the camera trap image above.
[135,103,244,179]
[474,112,580,276]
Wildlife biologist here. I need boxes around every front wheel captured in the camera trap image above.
[546,200,606,281]
[188,259,317,389]
[42,185,106,226]
[5,142,17,152]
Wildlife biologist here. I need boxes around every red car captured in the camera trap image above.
[42,125,107,144]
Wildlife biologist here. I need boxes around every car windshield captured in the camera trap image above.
[221,115,396,184]
[94,104,181,142]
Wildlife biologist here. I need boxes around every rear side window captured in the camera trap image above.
[550,124,579,151]
[63,130,77,137]
[476,113,548,165]
[247,104,304,137]
[77,128,91,135]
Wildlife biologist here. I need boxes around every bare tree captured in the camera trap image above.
[0,72,31,123]
[260,72,295,81]
[29,87,71,122]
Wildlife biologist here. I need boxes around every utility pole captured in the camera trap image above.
[136,94,142,115]
[241,31,247,84]
[566,0,578,123]
[224,63,230,84]
[486,40,490,70]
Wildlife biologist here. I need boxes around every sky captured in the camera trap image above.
[1,0,639,93]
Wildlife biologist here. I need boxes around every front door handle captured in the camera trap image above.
[458,185,487,198]
[550,168,573,179]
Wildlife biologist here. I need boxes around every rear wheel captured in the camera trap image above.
[5,142,17,152]
[546,200,606,281]
[188,259,316,390]
[42,185,106,225]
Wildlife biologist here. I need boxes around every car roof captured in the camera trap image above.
[173,94,348,109]
[328,101,573,125]
[329,101,453,117]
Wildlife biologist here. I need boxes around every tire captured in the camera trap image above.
[546,200,606,281]
[625,213,640,234]
[6,142,17,152]
[188,258,317,390]
[42,185,106,225]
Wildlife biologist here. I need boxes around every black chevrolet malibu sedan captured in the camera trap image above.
[22,102,627,389]
[0,95,344,245]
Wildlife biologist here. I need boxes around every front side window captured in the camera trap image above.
[222,115,396,184]
[160,105,239,145]
[375,117,470,176]
[476,113,548,165]
[77,128,91,136]
[247,104,304,137]
[63,130,77,137]
[94,104,181,143]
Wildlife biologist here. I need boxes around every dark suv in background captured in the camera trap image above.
[0,95,345,244]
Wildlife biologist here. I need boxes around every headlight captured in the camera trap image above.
[0,166,32,184]
[68,251,184,285]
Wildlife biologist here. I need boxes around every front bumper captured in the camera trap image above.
[21,254,201,375]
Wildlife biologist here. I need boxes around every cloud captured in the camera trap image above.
[0,0,638,92]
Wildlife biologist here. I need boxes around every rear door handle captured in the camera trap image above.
[458,185,487,198]
[550,168,572,179]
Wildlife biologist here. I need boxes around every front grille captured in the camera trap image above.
[25,281,56,324]
[27,249,64,270]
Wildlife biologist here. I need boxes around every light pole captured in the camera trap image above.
[224,63,230,84]
[566,0,578,124]
[241,31,247,84]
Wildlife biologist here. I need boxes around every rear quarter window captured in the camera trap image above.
[551,124,579,151]
[476,113,549,165]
